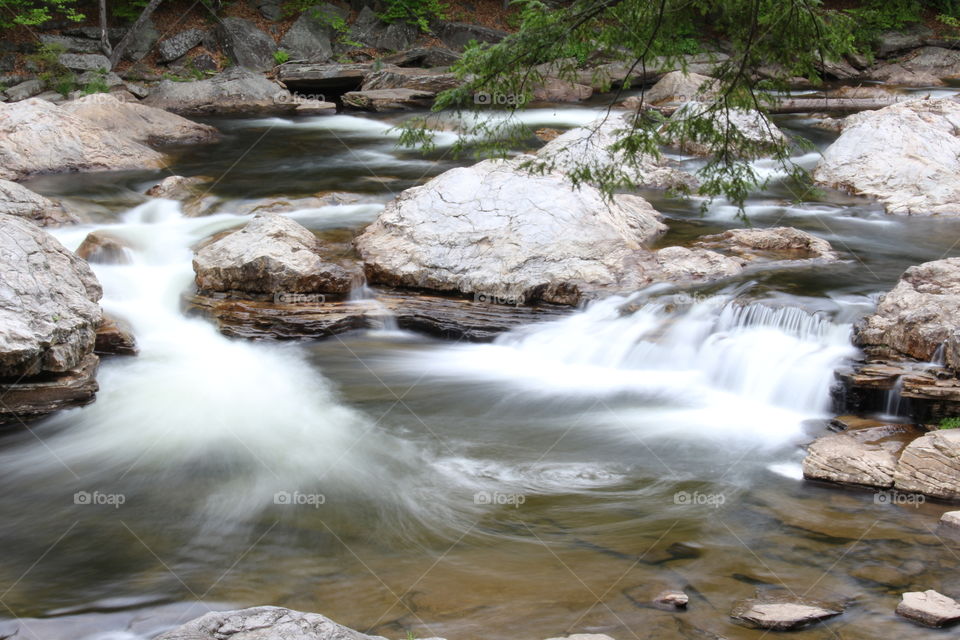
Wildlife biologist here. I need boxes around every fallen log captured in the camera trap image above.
[642,96,922,116]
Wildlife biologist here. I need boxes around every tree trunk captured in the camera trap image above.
[98,0,112,57]
[108,0,163,68]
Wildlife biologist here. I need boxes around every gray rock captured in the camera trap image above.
[381,46,460,68]
[876,24,934,58]
[355,157,668,306]
[348,7,417,51]
[296,99,336,114]
[855,258,960,366]
[75,70,124,88]
[896,590,960,627]
[58,53,111,71]
[144,67,294,116]
[0,214,102,378]
[123,18,160,62]
[60,93,220,146]
[95,313,137,356]
[33,90,67,104]
[280,8,337,62]
[802,426,910,488]
[654,590,689,609]
[4,79,43,102]
[62,26,126,40]
[653,246,744,282]
[666,103,786,158]
[814,97,960,215]
[193,213,355,294]
[868,46,960,86]
[123,81,149,98]
[342,88,434,111]
[731,595,842,631]
[637,70,717,105]
[278,62,374,89]
[375,21,418,51]
[532,77,593,102]
[157,28,206,63]
[154,606,386,640]
[40,33,101,53]
[814,56,861,80]
[360,67,459,92]
[0,98,163,180]
[894,430,960,499]
[536,112,695,191]
[215,17,278,71]
[0,179,77,226]
[438,21,507,50]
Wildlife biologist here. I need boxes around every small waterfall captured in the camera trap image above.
[884,375,906,417]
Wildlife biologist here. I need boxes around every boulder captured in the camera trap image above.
[868,46,960,86]
[355,158,667,306]
[349,8,418,51]
[640,70,717,105]
[39,33,100,53]
[58,53,111,71]
[536,112,695,191]
[0,353,99,424]
[854,258,960,366]
[95,314,137,356]
[0,180,77,226]
[940,510,960,530]
[532,77,593,102]
[279,8,338,62]
[76,70,124,89]
[0,98,163,180]
[0,214,102,379]
[4,79,43,102]
[60,93,220,146]
[731,595,842,631]
[193,213,356,295]
[437,22,507,50]
[122,18,160,62]
[145,175,208,200]
[342,88,434,111]
[215,17,278,71]
[157,28,206,63]
[153,606,384,640]
[894,430,960,499]
[666,103,786,158]
[813,97,960,215]
[876,24,934,58]
[692,227,839,262]
[802,426,915,488]
[896,590,960,627]
[361,67,459,93]
[652,246,744,281]
[144,68,295,116]
[815,56,861,80]
[278,62,372,91]
[75,230,132,265]
[381,47,460,68]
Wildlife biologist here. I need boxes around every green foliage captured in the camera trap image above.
[940,417,960,429]
[0,0,83,27]
[399,0,860,215]
[111,0,149,20]
[378,0,447,33]
[81,68,110,94]
[273,49,290,64]
[27,42,76,96]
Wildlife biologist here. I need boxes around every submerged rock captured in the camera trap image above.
[693,227,840,263]
[854,258,960,367]
[653,590,689,609]
[896,590,960,627]
[60,93,220,146]
[893,430,960,499]
[154,606,385,640]
[355,158,667,306]
[0,98,163,180]
[813,97,960,215]
[535,112,695,191]
[731,594,842,631]
[193,213,357,295]
[0,179,77,226]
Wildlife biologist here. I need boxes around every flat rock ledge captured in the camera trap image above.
[896,590,960,627]
[154,606,386,640]
[730,594,843,631]
[802,424,921,488]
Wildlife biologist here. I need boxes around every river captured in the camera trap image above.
[3,95,960,640]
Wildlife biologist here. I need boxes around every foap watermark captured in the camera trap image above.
[674,490,725,509]
[274,92,328,105]
[474,92,529,107]
[74,490,126,508]
[274,490,326,508]
[474,491,526,508]
[474,291,525,306]
[874,489,925,508]
[274,292,326,304]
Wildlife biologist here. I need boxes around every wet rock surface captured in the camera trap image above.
[896,589,960,627]
[730,594,842,630]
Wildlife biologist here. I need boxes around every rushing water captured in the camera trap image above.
[4,104,960,640]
